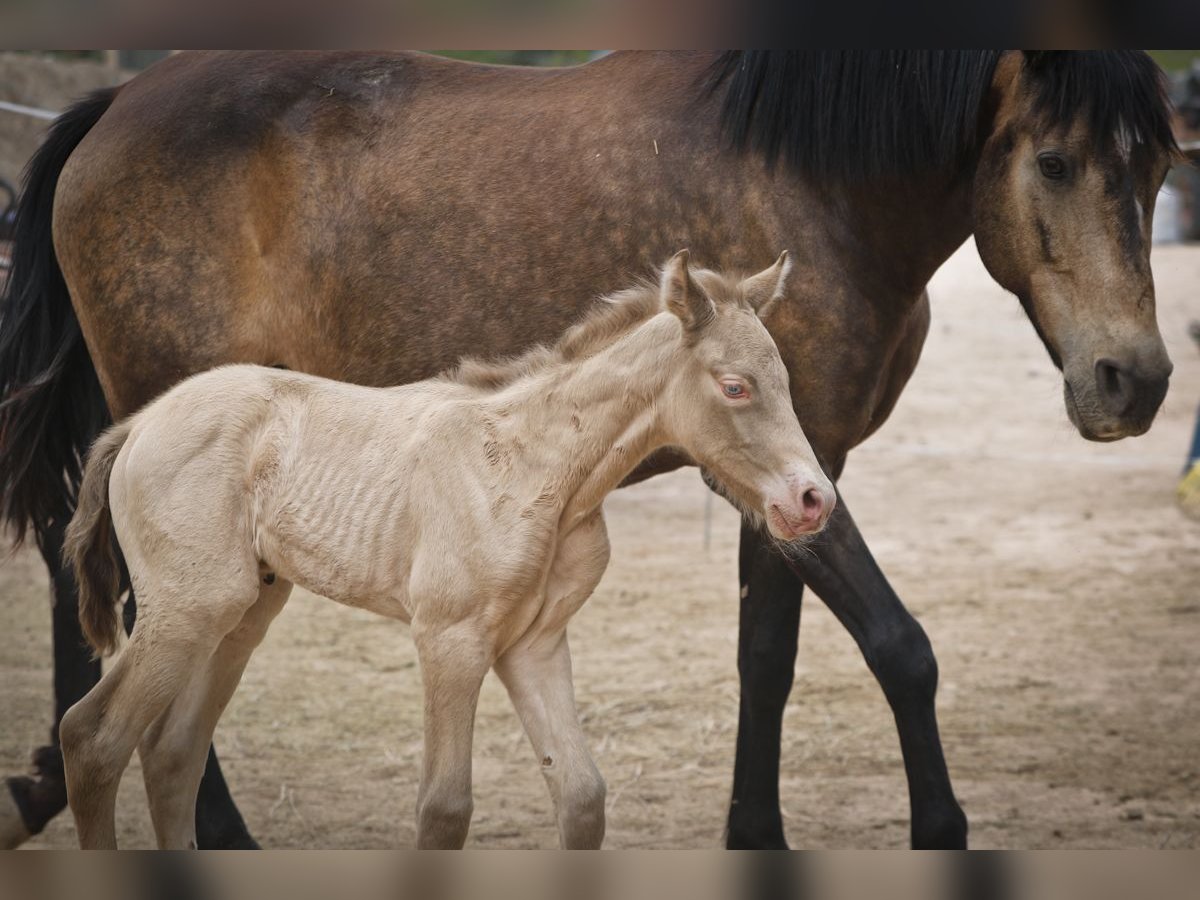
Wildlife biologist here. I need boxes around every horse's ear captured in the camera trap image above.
[661,249,715,333]
[741,251,792,318]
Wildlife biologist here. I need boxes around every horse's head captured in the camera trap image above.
[973,51,1179,441]
[659,250,835,540]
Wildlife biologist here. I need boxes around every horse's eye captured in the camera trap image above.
[1038,152,1067,181]
[722,381,747,399]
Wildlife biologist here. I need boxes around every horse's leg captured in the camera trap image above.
[193,737,259,848]
[725,518,804,850]
[1,518,101,848]
[729,496,964,849]
[791,494,966,849]
[139,578,292,849]
[412,623,491,849]
[495,631,605,849]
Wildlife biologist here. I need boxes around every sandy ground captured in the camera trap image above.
[1,238,1196,849]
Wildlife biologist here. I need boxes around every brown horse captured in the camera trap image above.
[0,51,1179,849]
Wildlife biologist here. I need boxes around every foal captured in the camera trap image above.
[60,251,834,849]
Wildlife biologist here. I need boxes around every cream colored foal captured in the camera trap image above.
[61,251,834,849]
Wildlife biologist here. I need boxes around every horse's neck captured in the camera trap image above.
[498,316,678,529]
[819,171,976,301]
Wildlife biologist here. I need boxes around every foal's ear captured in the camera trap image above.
[741,251,792,318]
[661,249,715,333]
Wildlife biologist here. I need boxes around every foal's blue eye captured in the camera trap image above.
[722,382,747,398]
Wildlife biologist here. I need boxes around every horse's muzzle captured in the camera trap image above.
[1093,355,1172,434]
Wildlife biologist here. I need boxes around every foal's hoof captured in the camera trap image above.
[0,780,34,849]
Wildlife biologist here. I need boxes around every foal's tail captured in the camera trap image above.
[64,420,132,656]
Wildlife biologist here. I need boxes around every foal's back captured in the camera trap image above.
[112,364,538,621]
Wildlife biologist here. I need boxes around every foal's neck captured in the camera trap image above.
[499,314,680,530]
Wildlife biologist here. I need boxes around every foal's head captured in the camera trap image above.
[659,251,835,540]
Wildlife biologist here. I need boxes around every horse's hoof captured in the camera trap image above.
[0,781,33,849]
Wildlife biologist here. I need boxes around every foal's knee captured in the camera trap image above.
[59,702,98,774]
[867,616,939,707]
[60,700,119,799]
[416,792,474,849]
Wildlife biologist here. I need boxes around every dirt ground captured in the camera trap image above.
[0,236,1195,849]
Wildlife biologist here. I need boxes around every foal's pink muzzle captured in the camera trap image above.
[765,476,835,540]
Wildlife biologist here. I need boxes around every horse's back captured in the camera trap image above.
[50,51,714,421]
[52,53,432,416]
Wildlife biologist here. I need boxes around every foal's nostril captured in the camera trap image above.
[1095,358,1134,416]
[801,487,824,521]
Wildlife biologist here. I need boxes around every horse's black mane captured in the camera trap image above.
[705,51,1178,182]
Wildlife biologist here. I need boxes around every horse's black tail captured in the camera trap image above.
[0,87,118,553]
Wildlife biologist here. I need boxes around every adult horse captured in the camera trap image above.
[0,50,1178,849]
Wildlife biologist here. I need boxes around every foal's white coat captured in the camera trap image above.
[61,252,834,849]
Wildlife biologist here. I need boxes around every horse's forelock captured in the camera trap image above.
[1022,51,1179,157]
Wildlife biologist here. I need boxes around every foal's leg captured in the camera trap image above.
[61,551,261,851]
[123,589,260,848]
[60,621,231,848]
[139,577,293,849]
[495,631,605,849]
[125,587,259,849]
[413,623,492,849]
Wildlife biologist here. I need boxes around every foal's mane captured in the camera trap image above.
[441,279,664,391]
[443,268,753,391]
[704,51,1178,183]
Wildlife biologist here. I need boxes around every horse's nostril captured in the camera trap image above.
[1099,361,1120,395]
[1095,358,1133,415]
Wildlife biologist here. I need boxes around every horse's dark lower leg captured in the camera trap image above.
[194,745,258,849]
[796,495,966,849]
[124,591,258,849]
[3,519,100,845]
[725,519,803,850]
